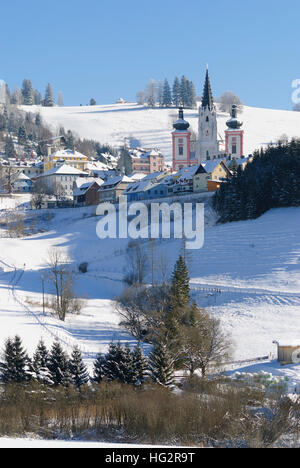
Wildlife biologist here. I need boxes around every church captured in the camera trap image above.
[172,66,244,171]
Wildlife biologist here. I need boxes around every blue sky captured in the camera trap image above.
[2,0,300,109]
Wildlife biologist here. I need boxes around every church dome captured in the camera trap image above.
[173,107,190,131]
[226,104,243,129]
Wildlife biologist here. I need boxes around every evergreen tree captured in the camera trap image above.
[5,136,16,158]
[31,339,51,384]
[0,336,30,383]
[172,76,181,107]
[149,342,175,387]
[35,113,42,127]
[18,125,27,146]
[22,79,34,105]
[93,352,106,383]
[69,346,89,388]
[65,130,75,150]
[47,339,70,386]
[132,344,147,385]
[104,341,127,383]
[180,76,188,107]
[90,98,97,106]
[170,255,190,307]
[162,78,172,107]
[43,83,54,107]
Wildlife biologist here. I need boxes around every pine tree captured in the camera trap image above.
[22,79,34,105]
[0,336,30,383]
[35,113,42,127]
[47,339,70,386]
[104,341,127,383]
[5,136,16,158]
[93,352,106,383]
[149,342,175,387]
[172,76,181,107]
[65,130,74,150]
[122,343,135,384]
[69,346,89,388]
[162,78,172,107]
[18,125,27,146]
[180,76,188,107]
[170,255,190,307]
[31,339,51,384]
[132,344,147,385]
[43,83,54,107]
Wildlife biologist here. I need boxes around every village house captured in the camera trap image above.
[130,148,165,174]
[36,163,88,199]
[193,159,232,193]
[11,173,33,192]
[98,174,133,204]
[44,149,88,172]
[73,179,104,206]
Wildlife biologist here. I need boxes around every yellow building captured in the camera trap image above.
[44,149,88,172]
[193,160,231,193]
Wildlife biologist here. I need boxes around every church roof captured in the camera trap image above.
[173,107,190,131]
[201,67,214,110]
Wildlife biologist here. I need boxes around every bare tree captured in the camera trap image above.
[57,91,64,107]
[180,308,232,377]
[218,91,243,114]
[46,250,82,321]
[124,240,149,285]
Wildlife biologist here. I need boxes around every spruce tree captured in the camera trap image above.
[0,336,30,383]
[149,342,175,387]
[93,352,106,383]
[31,339,51,384]
[47,339,70,386]
[43,83,54,107]
[69,346,89,388]
[104,341,127,383]
[18,125,28,146]
[172,76,181,107]
[132,344,147,385]
[162,78,172,107]
[170,255,190,307]
[5,136,16,158]
[22,79,34,105]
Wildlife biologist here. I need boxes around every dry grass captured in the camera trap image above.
[0,379,297,447]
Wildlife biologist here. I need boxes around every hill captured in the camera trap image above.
[23,102,300,161]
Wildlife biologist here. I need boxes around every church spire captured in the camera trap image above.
[201,66,214,110]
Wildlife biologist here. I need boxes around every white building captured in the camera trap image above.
[36,164,87,198]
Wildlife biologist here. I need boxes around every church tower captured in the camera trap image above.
[197,66,219,163]
[225,104,244,158]
[172,107,192,171]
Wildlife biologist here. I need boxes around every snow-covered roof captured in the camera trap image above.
[49,149,88,160]
[202,159,227,174]
[39,164,87,178]
[100,174,132,188]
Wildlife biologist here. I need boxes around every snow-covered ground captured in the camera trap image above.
[22,102,300,161]
[0,437,174,449]
[0,198,299,387]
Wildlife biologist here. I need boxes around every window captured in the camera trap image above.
[232,145,237,154]
[206,116,209,122]
[179,146,184,156]
[178,138,183,144]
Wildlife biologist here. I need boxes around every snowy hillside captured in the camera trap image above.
[0,199,299,386]
[23,102,300,161]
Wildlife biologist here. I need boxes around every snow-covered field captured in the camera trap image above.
[0,197,299,386]
[22,102,300,161]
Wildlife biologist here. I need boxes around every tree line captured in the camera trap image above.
[137,76,197,108]
[213,139,300,223]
